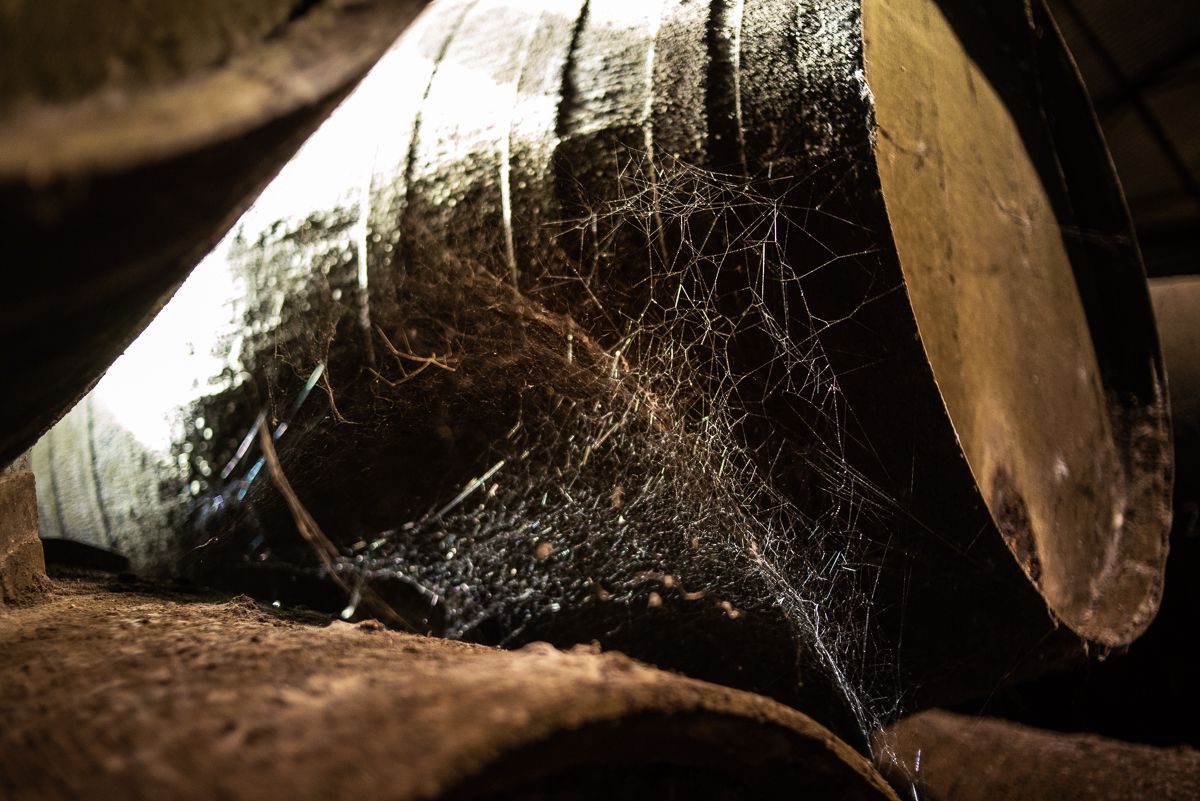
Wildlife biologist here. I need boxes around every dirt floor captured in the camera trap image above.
[0,575,897,801]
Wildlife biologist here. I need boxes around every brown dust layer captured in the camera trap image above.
[0,577,897,801]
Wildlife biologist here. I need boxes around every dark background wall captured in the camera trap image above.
[1049,0,1200,276]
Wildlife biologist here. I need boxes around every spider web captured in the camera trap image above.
[169,148,909,748]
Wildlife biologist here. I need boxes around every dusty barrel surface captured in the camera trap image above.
[877,710,1200,801]
[0,455,44,602]
[0,580,899,801]
[0,0,429,467]
[33,0,1171,736]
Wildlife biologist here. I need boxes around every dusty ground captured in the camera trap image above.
[0,575,896,801]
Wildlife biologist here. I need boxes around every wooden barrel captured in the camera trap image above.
[0,0,428,467]
[0,456,43,602]
[877,710,1200,801]
[916,276,1200,751]
[31,0,1172,737]
[0,579,898,801]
